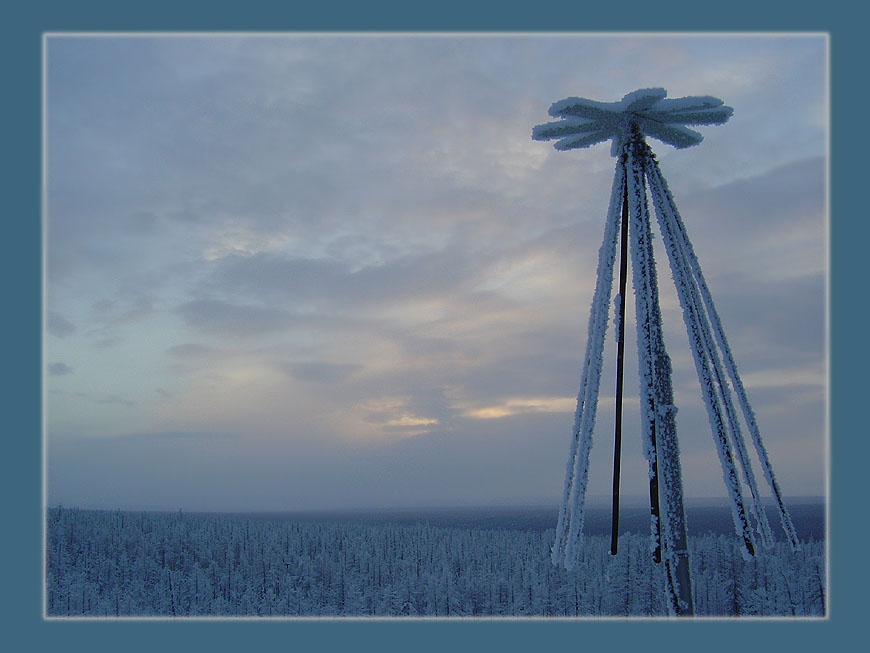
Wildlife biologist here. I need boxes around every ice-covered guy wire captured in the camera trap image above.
[533,88,799,617]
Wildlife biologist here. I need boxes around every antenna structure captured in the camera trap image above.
[532,88,799,616]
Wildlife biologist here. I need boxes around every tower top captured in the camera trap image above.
[532,88,733,156]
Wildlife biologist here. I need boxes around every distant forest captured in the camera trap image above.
[46,507,825,618]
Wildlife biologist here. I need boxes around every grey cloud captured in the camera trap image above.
[350,248,476,305]
[344,339,584,429]
[75,294,159,350]
[206,246,479,312]
[279,362,362,384]
[47,39,387,250]
[112,295,155,325]
[707,272,825,366]
[90,293,155,326]
[208,255,344,304]
[92,335,122,350]
[676,156,825,280]
[48,362,74,376]
[48,37,582,290]
[47,311,76,338]
[48,389,89,398]
[705,156,824,220]
[175,299,292,337]
[450,351,584,405]
[92,298,115,313]
[95,395,135,407]
[166,343,224,359]
[121,431,236,442]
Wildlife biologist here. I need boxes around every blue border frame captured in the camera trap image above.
[6,1,861,650]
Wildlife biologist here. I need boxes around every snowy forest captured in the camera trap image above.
[46,507,824,617]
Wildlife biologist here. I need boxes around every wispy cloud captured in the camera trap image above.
[48,362,73,376]
[120,431,236,442]
[459,396,576,420]
[47,311,75,338]
[175,299,292,337]
[278,361,363,384]
[95,395,136,407]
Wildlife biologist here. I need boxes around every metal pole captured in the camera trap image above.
[610,162,630,556]
[648,414,662,564]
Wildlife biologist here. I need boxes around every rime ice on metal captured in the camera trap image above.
[533,88,798,617]
[532,88,733,157]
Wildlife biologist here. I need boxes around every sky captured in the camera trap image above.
[44,34,827,512]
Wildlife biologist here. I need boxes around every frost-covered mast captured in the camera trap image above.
[532,88,800,617]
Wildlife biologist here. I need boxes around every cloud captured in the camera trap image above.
[90,293,155,326]
[92,335,122,350]
[740,366,824,390]
[676,156,825,283]
[175,298,292,337]
[95,395,136,407]
[703,272,825,365]
[44,35,827,511]
[48,362,73,376]
[458,396,576,420]
[204,246,479,314]
[165,343,224,359]
[279,361,362,384]
[120,431,236,442]
[47,311,76,338]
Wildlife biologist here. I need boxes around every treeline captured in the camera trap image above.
[45,507,825,617]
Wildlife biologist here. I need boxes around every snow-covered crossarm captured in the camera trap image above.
[532,88,733,156]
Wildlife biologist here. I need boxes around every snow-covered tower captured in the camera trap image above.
[532,88,799,616]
